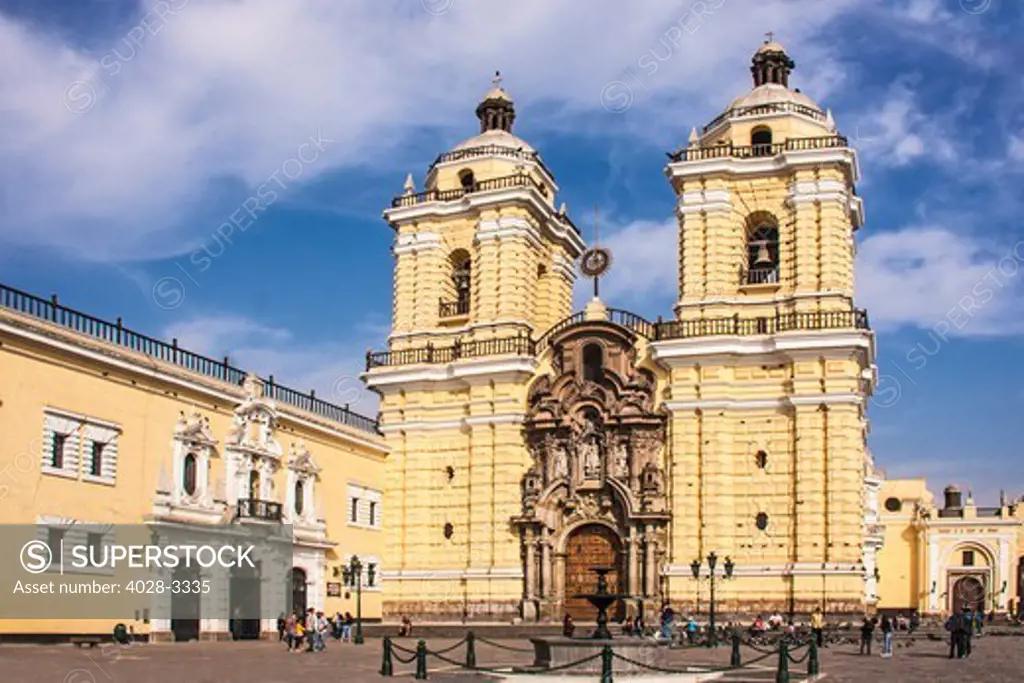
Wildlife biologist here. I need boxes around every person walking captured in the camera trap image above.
[659,603,675,640]
[879,614,893,658]
[685,615,697,645]
[341,612,353,642]
[810,607,825,648]
[945,611,959,659]
[284,611,298,652]
[562,614,575,638]
[961,607,973,658]
[859,616,875,655]
[304,608,317,653]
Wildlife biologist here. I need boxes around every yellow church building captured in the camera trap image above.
[0,39,1021,641]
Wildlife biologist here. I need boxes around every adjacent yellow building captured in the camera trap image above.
[0,286,387,640]
[875,479,1024,616]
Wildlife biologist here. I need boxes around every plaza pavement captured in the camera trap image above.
[0,633,1020,682]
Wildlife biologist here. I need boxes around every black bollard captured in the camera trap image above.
[415,640,428,680]
[730,632,741,667]
[380,636,394,677]
[465,631,476,668]
[600,644,614,683]
[776,641,789,683]
[808,639,819,676]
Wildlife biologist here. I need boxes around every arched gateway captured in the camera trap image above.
[513,319,669,621]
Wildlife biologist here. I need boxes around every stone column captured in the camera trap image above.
[524,528,537,601]
[627,529,639,597]
[644,530,657,597]
[540,530,552,598]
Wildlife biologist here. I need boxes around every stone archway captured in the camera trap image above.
[563,524,625,621]
[951,575,985,613]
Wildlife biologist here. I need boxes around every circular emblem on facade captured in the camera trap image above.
[580,247,612,278]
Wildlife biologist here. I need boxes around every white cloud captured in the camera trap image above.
[1009,134,1024,162]
[0,0,859,262]
[856,226,1024,336]
[164,314,378,415]
[852,80,958,168]
[589,219,677,308]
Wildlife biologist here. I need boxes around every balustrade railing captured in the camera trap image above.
[702,101,826,133]
[236,498,283,522]
[0,282,379,434]
[439,298,470,318]
[391,172,545,208]
[366,333,534,370]
[668,135,848,163]
[742,266,780,285]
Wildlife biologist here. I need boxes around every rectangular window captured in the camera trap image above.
[90,442,104,477]
[963,550,975,567]
[369,501,377,527]
[47,527,65,566]
[51,434,66,469]
[350,497,359,523]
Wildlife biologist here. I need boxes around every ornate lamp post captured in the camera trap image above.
[343,555,372,645]
[690,552,734,647]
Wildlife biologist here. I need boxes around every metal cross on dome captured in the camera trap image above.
[579,205,612,298]
[492,70,502,89]
[765,31,775,43]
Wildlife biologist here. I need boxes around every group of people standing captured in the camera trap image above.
[945,607,983,659]
[277,609,357,653]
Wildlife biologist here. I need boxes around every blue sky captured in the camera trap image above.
[0,0,1022,502]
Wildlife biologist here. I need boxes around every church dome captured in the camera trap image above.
[727,82,822,113]
[451,128,535,153]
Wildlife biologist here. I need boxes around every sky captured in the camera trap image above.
[0,0,1022,502]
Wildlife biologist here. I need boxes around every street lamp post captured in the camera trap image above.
[342,556,373,645]
[690,552,735,648]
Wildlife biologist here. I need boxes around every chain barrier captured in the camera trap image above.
[609,647,779,675]
[427,636,468,655]
[475,635,535,653]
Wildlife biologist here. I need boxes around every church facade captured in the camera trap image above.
[367,41,879,620]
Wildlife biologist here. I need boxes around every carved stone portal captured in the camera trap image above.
[513,321,669,621]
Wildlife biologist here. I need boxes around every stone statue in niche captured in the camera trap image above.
[577,416,602,479]
[613,441,629,479]
[552,443,568,480]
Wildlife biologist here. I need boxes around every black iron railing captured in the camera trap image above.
[390,172,568,220]
[654,309,869,339]
[742,267,780,285]
[365,309,869,369]
[668,135,848,163]
[0,282,380,435]
[236,498,283,522]
[702,101,826,133]
[439,298,470,318]
[366,333,534,370]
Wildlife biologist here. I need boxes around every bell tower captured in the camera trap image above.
[652,38,877,615]
[368,74,584,621]
[384,73,584,352]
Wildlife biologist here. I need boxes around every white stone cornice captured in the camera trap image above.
[551,251,577,282]
[676,292,853,308]
[389,320,533,342]
[475,216,544,251]
[663,393,863,413]
[663,563,866,578]
[678,188,731,214]
[382,567,524,580]
[392,231,443,256]
[667,147,860,183]
[649,329,875,367]
[378,413,526,434]
[364,356,537,390]
[383,186,585,257]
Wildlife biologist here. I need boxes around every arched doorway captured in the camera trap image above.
[563,524,625,621]
[951,575,985,613]
[170,566,201,642]
[291,567,308,617]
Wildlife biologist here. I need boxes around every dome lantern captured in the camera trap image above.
[751,33,795,88]
[475,71,516,134]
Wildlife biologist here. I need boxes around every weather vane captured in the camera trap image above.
[579,204,611,298]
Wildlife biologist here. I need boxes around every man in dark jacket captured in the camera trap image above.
[961,608,973,658]
[859,617,875,655]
